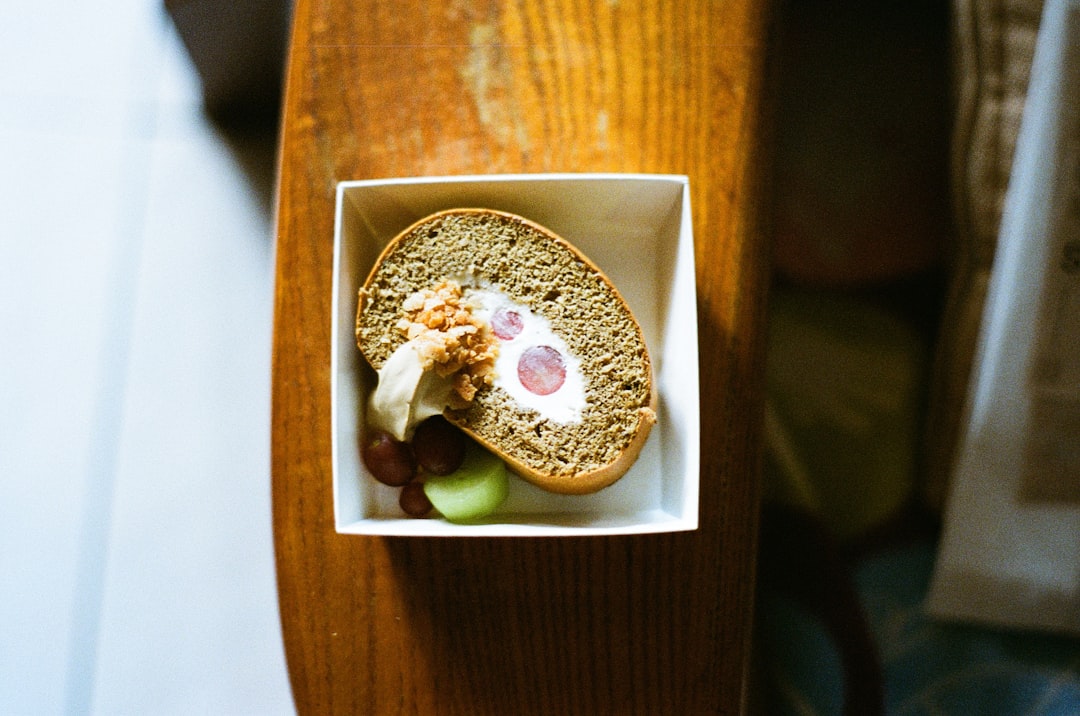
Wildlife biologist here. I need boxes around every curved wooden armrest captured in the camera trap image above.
[272,1,773,712]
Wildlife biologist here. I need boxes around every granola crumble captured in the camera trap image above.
[395,281,497,405]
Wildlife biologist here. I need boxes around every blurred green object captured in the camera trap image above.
[764,286,929,540]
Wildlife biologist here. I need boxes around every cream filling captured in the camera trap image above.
[466,288,587,424]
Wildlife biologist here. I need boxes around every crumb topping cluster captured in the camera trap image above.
[395,280,498,405]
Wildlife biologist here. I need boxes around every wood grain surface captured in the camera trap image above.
[271,1,773,713]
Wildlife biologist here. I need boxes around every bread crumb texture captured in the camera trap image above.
[358,211,652,477]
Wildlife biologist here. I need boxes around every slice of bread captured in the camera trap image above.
[356,208,657,495]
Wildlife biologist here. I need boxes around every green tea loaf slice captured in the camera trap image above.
[356,208,656,495]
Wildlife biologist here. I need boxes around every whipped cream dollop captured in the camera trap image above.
[366,282,587,439]
[368,341,456,441]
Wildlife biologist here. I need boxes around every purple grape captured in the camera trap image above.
[411,416,467,476]
[399,481,433,517]
[361,430,415,486]
[491,308,524,340]
[518,345,566,395]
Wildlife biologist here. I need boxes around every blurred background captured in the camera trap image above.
[0,2,292,712]
[1,0,1076,714]
[758,0,1079,713]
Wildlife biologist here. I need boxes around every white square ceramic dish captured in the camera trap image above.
[331,174,699,536]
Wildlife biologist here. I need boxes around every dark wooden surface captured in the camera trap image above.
[271,1,773,712]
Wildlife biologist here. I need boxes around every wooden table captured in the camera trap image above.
[271,1,773,713]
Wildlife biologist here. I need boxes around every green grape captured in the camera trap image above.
[423,445,509,522]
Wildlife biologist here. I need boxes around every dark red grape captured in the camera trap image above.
[491,308,524,340]
[399,481,433,517]
[361,430,415,486]
[411,415,467,475]
[517,345,566,396]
